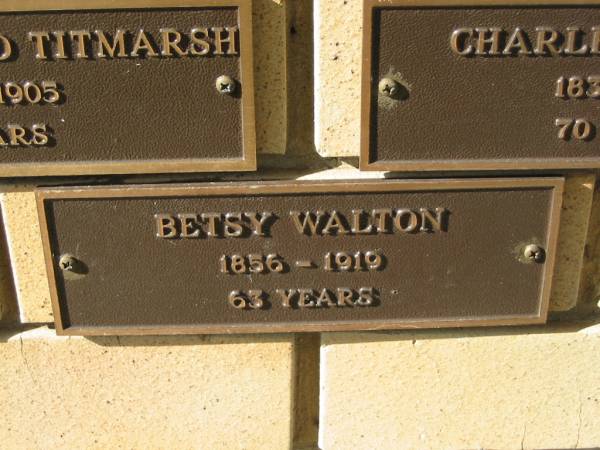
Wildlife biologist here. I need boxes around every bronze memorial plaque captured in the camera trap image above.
[0,0,254,176]
[362,1,600,171]
[37,178,562,335]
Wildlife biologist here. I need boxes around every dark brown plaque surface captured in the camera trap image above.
[37,178,562,335]
[362,1,600,171]
[0,1,254,176]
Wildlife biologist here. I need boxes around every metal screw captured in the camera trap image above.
[59,254,78,272]
[379,78,399,97]
[523,244,545,263]
[216,75,236,95]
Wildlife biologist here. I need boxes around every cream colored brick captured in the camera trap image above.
[0,186,51,323]
[296,163,384,180]
[0,207,17,323]
[254,0,287,154]
[579,180,600,314]
[320,324,600,450]
[0,326,294,450]
[315,0,362,157]
[550,174,596,311]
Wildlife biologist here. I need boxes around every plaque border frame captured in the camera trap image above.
[0,0,256,176]
[360,0,600,172]
[37,177,563,336]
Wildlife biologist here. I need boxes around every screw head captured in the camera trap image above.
[216,75,236,95]
[523,244,545,263]
[378,78,399,98]
[59,254,78,272]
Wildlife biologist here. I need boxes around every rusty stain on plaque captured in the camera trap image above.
[36,178,563,335]
[361,1,600,171]
[0,0,255,176]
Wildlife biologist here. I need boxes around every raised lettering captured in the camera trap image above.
[316,288,336,307]
[534,27,562,55]
[189,27,211,55]
[276,289,296,308]
[351,209,373,234]
[213,26,238,55]
[450,28,474,55]
[393,209,419,233]
[224,212,244,237]
[0,34,12,61]
[159,28,186,56]
[372,209,392,233]
[177,213,202,238]
[298,289,316,307]
[69,30,91,59]
[28,31,50,60]
[322,210,350,235]
[420,207,446,232]
[245,212,273,237]
[131,30,158,57]
[52,31,68,59]
[564,27,588,55]
[31,124,49,146]
[96,30,127,58]
[475,27,502,55]
[155,214,177,238]
[8,125,29,146]
[502,28,532,55]
[200,213,220,237]
[290,211,325,235]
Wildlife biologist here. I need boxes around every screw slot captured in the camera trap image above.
[59,254,76,271]
[379,78,399,98]
[216,75,236,95]
[58,254,87,276]
[522,244,545,263]
[378,77,410,100]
